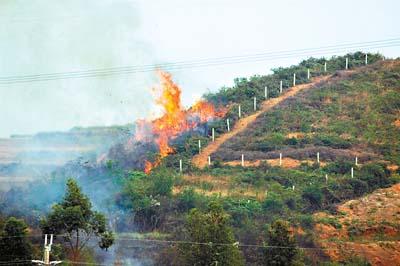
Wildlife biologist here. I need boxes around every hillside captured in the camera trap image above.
[161,55,400,265]
[209,60,400,168]
[2,53,399,265]
[314,184,400,265]
[0,124,132,190]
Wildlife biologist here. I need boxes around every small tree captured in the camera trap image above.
[264,220,297,266]
[180,201,244,266]
[40,178,114,260]
[0,217,33,263]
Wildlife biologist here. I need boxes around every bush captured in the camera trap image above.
[262,192,285,214]
[177,187,198,212]
[359,163,391,190]
[302,186,323,210]
[324,160,353,175]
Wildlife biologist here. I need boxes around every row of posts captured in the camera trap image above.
[183,148,359,180]
[219,55,369,129]
[187,55,369,172]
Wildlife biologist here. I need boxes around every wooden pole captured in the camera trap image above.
[293,73,296,86]
[198,139,201,153]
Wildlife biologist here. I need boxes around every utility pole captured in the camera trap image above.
[32,234,62,265]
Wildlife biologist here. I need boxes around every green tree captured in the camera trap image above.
[40,178,114,261]
[179,201,244,266]
[264,220,297,266]
[0,217,33,263]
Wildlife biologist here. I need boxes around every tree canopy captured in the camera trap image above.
[179,201,244,266]
[40,178,114,260]
[0,217,33,263]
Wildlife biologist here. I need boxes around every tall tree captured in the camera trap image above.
[0,217,33,263]
[264,220,297,266]
[180,201,244,266]
[40,178,114,261]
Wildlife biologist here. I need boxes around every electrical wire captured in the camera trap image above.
[0,38,398,84]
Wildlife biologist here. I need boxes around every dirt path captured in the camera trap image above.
[192,75,332,168]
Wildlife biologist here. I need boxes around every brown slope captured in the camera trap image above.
[314,184,400,266]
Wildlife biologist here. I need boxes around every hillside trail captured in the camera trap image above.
[192,74,332,168]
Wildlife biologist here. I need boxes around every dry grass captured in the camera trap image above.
[223,158,327,168]
[173,174,266,200]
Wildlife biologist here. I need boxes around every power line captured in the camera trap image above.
[0,233,388,251]
[0,38,399,85]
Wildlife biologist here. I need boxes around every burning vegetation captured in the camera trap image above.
[134,71,226,173]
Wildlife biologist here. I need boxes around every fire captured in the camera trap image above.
[137,70,225,174]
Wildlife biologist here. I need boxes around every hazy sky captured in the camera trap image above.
[0,0,399,138]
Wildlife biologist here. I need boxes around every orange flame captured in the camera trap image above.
[137,71,226,174]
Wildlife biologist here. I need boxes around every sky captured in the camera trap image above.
[0,0,399,138]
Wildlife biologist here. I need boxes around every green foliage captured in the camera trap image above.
[0,217,33,263]
[264,220,298,266]
[262,192,285,215]
[40,179,114,259]
[324,160,353,175]
[117,169,175,230]
[179,201,244,266]
[359,163,392,190]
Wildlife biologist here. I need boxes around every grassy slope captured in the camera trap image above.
[212,60,400,166]
[161,57,400,264]
[104,54,399,265]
